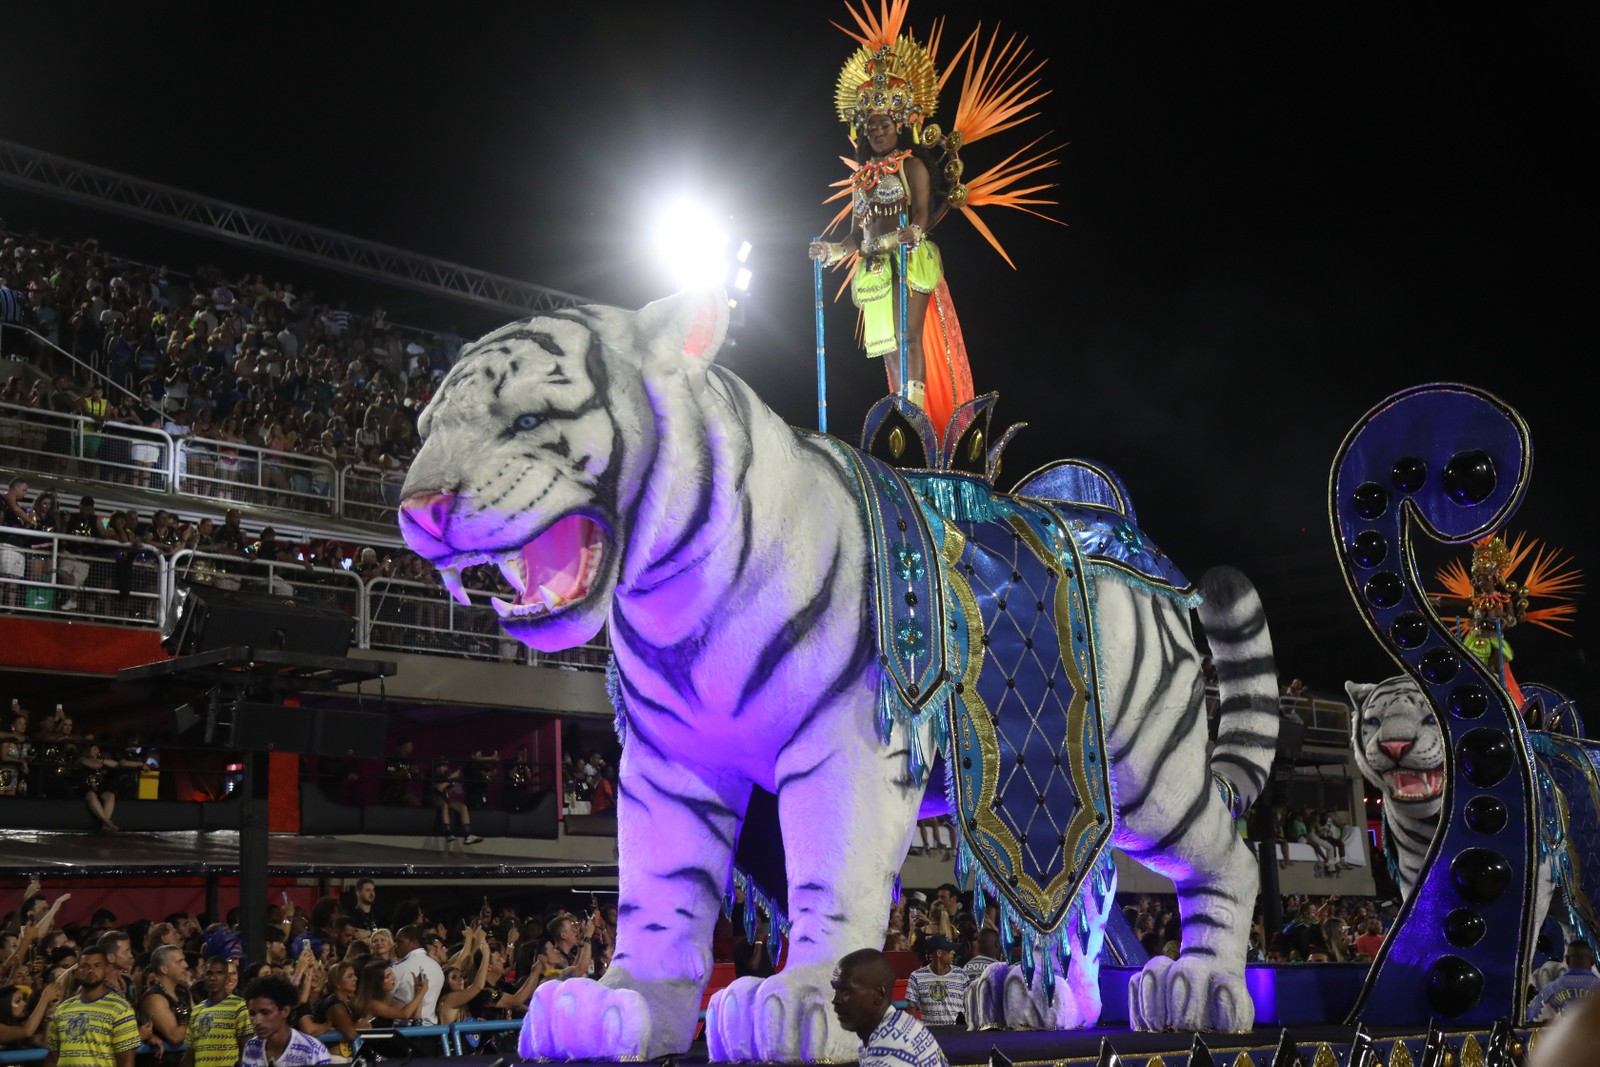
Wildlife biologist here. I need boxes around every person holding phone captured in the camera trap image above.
[387,926,444,1025]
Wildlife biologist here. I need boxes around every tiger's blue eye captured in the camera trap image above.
[513,413,542,432]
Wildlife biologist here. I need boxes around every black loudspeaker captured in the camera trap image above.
[164,585,356,657]
[228,702,315,752]
[315,708,387,759]
[216,703,387,757]
[1277,719,1306,761]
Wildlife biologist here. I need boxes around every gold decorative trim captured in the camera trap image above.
[1313,1044,1339,1067]
[941,514,1108,932]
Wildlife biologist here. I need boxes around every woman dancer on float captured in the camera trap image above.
[809,107,948,414]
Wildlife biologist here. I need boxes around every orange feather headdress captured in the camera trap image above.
[824,0,1063,277]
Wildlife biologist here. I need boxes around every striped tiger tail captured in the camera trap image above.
[1196,565,1279,814]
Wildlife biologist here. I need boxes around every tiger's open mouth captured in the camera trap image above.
[1386,767,1445,801]
[435,514,607,620]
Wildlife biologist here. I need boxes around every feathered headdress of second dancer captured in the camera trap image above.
[820,0,1061,438]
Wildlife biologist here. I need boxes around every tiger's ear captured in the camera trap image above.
[635,290,730,373]
[1344,681,1377,708]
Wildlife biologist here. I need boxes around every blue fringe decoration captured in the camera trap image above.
[1086,561,1203,610]
[605,657,627,745]
[730,868,794,945]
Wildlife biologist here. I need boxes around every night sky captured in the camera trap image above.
[4,5,1595,706]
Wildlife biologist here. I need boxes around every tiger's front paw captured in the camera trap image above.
[706,963,856,1063]
[1128,955,1252,1032]
[965,962,1100,1031]
[519,967,698,1060]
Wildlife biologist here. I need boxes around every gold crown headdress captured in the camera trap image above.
[836,41,939,141]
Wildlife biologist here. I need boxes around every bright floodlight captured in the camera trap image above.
[733,268,753,292]
[654,200,731,289]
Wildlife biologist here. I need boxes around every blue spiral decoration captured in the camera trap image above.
[1330,383,1538,1024]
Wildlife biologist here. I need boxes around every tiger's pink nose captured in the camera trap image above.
[1379,740,1413,762]
[401,491,458,540]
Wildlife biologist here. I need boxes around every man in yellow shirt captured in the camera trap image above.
[183,957,251,1067]
[43,944,140,1067]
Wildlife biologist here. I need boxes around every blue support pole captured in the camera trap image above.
[896,211,909,397]
[812,239,827,433]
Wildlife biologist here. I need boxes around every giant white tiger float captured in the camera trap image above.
[397,291,1282,1060]
[394,288,1586,1063]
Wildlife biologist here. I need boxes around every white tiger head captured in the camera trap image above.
[398,291,728,650]
[1346,675,1447,817]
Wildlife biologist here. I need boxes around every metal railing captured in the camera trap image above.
[341,464,405,525]
[364,577,611,669]
[170,548,366,620]
[1204,687,1354,748]
[0,527,165,626]
[175,435,338,516]
[2,392,405,530]
[0,401,175,494]
[1,549,610,671]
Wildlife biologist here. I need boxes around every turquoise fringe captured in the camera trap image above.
[905,472,1014,524]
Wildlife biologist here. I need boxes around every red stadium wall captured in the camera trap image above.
[0,617,168,672]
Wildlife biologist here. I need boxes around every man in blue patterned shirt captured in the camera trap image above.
[906,936,968,1027]
[832,949,948,1067]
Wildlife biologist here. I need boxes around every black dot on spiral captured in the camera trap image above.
[1391,456,1428,493]
[1452,848,1512,904]
[1351,530,1389,569]
[1421,647,1462,684]
[1391,612,1430,648]
[1442,450,1497,506]
[1460,729,1514,787]
[1444,909,1486,948]
[1352,481,1389,520]
[1464,795,1508,835]
[1426,955,1485,1017]
[1364,572,1405,609]
[1449,684,1489,719]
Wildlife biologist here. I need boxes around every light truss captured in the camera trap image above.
[0,139,595,316]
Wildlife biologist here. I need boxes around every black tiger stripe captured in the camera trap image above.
[1187,884,1236,901]
[1145,780,1216,853]
[1212,653,1277,682]
[663,866,725,903]
[1116,691,1206,816]
[775,755,830,793]
[647,415,720,574]
[1211,754,1269,792]
[612,608,704,704]
[1390,819,1434,846]
[1180,945,1220,958]
[616,405,663,576]
[1204,606,1271,644]
[734,541,843,711]
[1213,729,1278,750]
[778,618,875,759]
[1181,913,1228,930]
[638,773,738,848]
[614,665,693,730]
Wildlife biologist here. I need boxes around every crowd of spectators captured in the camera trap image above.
[0,700,149,831]
[1,472,530,649]
[1,880,621,1062]
[0,231,464,512]
[364,740,613,830]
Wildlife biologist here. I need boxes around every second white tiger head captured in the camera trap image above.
[1346,675,1447,818]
